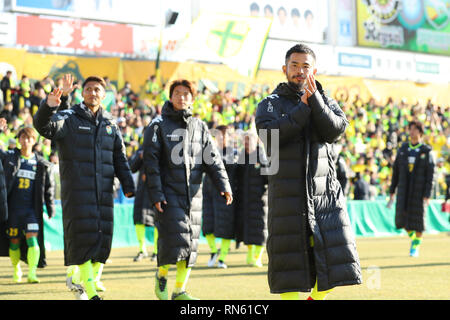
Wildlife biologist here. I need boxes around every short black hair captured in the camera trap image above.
[169,79,196,99]
[82,76,106,89]
[285,43,316,64]
[408,120,424,135]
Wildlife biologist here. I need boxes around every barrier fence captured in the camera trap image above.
[42,200,450,251]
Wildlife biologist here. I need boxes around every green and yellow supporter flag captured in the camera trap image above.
[182,12,272,78]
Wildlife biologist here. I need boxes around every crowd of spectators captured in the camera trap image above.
[1,71,449,200]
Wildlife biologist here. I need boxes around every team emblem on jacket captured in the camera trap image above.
[106,126,112,135]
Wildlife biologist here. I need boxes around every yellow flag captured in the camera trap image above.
[182,12,272,78]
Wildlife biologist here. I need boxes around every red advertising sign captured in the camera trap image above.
[17,15,133,54]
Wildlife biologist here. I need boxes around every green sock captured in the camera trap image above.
[412,237,423,250]
[153,227,158,254]
[174,260,191,294]
[26,237,40,279]
[79,260,97,299]
[205,234,217,254]
[135,224,147,254]
[219,239,231,262]
[280,292,299,300]
[407,231,416,240]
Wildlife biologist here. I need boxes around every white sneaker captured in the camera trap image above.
[207,249,220,267]
[66,276,88,300]
[73,286,89,300]
[217,260,227,269]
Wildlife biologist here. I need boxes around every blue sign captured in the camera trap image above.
[16,0,69,11]
[338,52,372,69]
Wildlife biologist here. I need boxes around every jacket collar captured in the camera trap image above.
[273,80,325,103]
[162,101,192,123]
[73,103,113,123]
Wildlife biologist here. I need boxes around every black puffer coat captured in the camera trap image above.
[0,160,6,223]
[33,101,135,266]
[235,146,268,246]
[389,142,435,232]
[0,149,55,267]
[129,147,155,226]
[255,82,362,293]
[202,148,238,239]
[143,101,231,267]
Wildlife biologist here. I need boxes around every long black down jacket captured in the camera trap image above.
[0,149,55,267]
[143,101,231,267]
[129,147,155,226]
[389,142,435,232]
[255,82,362,293]
[33,101,135,266]
[235,146,268,246]
[202,147,238,239]
[0,159,6,223]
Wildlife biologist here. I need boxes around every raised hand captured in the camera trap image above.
[304,73,317,99]
[0,117,7,131]
[61,73,75,96]
[47,88,63,107]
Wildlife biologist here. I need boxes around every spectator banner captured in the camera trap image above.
[356,0,450,55]
[182,12,272,78]
[2,47,449,105]
[8,0,161,26]
[16,15,134,54]
[198,0,329,43]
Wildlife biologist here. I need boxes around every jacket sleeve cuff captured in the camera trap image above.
[150,191,166,205]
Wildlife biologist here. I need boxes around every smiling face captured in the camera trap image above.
[18,132,36,155]
[170,85,193,111]
[82,81,106,109]
[282,52,317,91]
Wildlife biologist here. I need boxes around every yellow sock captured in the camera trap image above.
[253,245,264,265]
[79,260,97,299]
[280,292,299,300]
[153,227,158,254]
[158,265,169,278]
[246,245,254,264]
[67,265,81,284]
[174,260,191,294]
[135,224,147,254]
[219,239,231,262]
[93,262,103,282]
[205,234,217,253]
[309,280,333,300]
